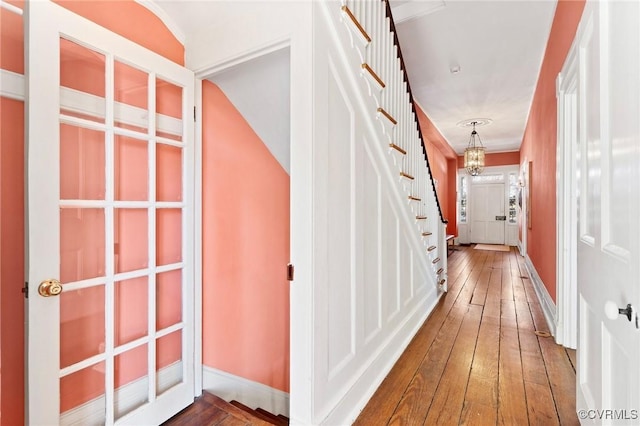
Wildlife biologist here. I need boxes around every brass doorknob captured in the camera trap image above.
[38,279,63,297]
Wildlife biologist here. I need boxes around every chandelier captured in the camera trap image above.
[464,121,485,176]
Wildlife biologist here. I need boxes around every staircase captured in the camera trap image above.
[162,392,288,426]
[338,0,449,290]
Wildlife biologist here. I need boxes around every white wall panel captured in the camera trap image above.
[309,2,442,424]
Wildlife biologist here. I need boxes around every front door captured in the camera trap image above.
[26,2,196,424]
[576,0,640,423]
[470,183,505,244]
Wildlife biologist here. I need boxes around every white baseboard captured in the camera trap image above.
[524,255,557,337]
[322,289,441,425]
[202,366,290,417]
[60,361,183,425]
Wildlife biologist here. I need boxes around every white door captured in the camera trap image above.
[576,0,640,423]
[26,2,196,425]
[470,183,505,244]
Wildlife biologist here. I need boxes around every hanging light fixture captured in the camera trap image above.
[464,121,486,176]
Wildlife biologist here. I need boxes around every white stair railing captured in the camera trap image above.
[339,0,449,291]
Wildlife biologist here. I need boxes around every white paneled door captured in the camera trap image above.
[575,0,640,424]
[26,2,195,425]
[470,183,505,244]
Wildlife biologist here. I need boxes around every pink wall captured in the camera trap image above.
[456,151,520,169]
[0,2,183,423]
[201,81,290,392]
[520,0,585,302]
[0,2,25,424]
[415,105,458,237]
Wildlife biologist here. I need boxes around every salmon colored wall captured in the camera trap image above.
[456,151,520,169]
[53,0,184,66]
[202,81,290,392]
[0,2,25,425]
[415,105,458,236]
[520,0,586,302]
[0,1,184,423]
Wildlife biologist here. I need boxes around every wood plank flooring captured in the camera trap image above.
[355,245,578,426]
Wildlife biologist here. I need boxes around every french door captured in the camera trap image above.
[26,1,196,424]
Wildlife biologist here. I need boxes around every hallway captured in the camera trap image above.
[355,245,578,425]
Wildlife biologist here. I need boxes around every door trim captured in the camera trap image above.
[555,39,579,349]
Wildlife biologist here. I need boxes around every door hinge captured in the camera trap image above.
[193,106,196,122]
[287,264,294,281]
[22,281,28,299]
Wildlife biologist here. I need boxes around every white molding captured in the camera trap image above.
[60,361,183,426]
[134,0,186,45]
[524,255,557,337]
[0,70,182,136]
[202,367,290,417]
[0,69,25,101]
[194,38,290,79]
[323,292,441,425]
[0,0,22,15]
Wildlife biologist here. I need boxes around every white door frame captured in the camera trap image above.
[555,42,579,349]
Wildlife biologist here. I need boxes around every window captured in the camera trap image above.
[459,176,467,223]
[508,173,518,224]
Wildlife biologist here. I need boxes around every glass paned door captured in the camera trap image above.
[27,2,195,425]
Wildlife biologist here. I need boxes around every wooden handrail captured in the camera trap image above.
[382,0,447,225]
[377,107,397,125]
[389,143,406,155]
[362,63,386,88]
[427,245,437,252]
[341,6,372,43]
[400,172,414,180]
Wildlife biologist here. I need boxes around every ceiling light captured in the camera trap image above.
[464,121,486,176]
[450,65,460,74]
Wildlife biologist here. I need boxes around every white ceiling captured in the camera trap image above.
[152,0,558,157]
[391,0,557,154]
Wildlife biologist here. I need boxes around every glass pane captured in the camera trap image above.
[115,277,148,346]
[60,124,105,200]
[156,78,182,141]
[156,330,182,395]
[114,344,149,420]
[156,143,182,201]
[60,285,105,369]
[60,38,105,123]
[115,209,148,273]
[115,135,148,201]
[60,208,105,283]
[156,209,181,266]
[60,362,105,423]
[114,61,148,133]
[157,270,182,330]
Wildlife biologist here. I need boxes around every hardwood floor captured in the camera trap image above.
[355,245,578,426]
[164,245,577,425]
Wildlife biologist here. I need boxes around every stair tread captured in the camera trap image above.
[255,408,289,425]
[230,400,285,425]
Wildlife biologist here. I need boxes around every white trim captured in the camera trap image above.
[0,70,182,136]
[555,41,579,350]
[323,292,441,425]
[524,255,557,337]
[134,0,186,45]
[0,69,24,101]
[194,38,290,79]
[0,0,22,15]
[202,367,290,417]
[193,79,204,397]
[60,361,183,426]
